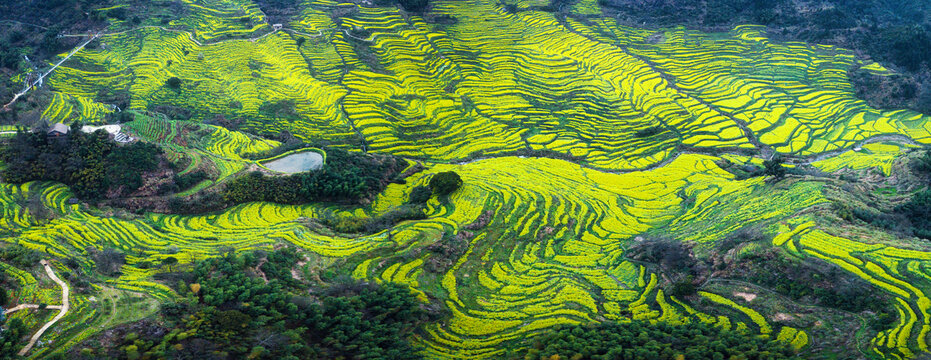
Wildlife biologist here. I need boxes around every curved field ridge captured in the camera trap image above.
[0,144,919,358]
[44,0,931,171]
[121,113,279,179]
[0,155,821,358]
[772,224,931,359]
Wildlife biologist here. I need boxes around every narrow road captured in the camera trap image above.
[3,31,101,110]
[18,260,70,356]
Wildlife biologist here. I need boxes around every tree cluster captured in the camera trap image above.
[0,309,26,358]
[762,157,787,179]
[715,157,790,181]
[626,237,703,297]
[871,151,931,240]
[223,148,406,205]
[73,248,432,360]
[733,246,896,329]
[626,231,897,329]
[320,204,427,234]
[514,320,795,360]
[396,0,428,12]
[428,171,462,196]
[1,127,162,200]
[91,247,127,277]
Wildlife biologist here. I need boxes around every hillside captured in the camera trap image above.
[0,0,930,359]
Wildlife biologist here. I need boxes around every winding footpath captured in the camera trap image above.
[3,304,62,314]
[17,260,70,357]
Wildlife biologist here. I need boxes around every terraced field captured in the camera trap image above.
[4,0,931,358]
[121,111,279,179]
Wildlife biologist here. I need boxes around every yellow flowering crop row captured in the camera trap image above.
[770,227,931,357]
[812,142,911,176]
[699,291,771,335]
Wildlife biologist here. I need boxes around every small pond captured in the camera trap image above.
[261,151,324,173]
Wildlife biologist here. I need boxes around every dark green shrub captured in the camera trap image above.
[513,320,795,360]
[398,0,428,12]
[763,156,786,179]
[429,171,462,196]
[173,171,208,191]
[669,279,697,297]
[408,185,432,204]
[165,77,182,89]
[912,150,931,175]
[634,126,664,138]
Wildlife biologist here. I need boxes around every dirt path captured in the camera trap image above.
[98,287,119,330]
[3,304,62,315]
[255,259,268,284]
[18,260,70,356]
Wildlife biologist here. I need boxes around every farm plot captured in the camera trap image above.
[0,150,922,358]
[771,223,931,359]
[38,0,931,171]
[167,0,272,43]
[582,22,931,155]
[346,155,823,358]
[0,155,823,358]
[40,92,114,125]
[811,142,913,176]
[121,113,279,180]
[0,260,100,359]
[48,28,357,145]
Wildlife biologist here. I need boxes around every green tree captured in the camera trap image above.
[214,309,251,332]
[162,256,178,271]
[763,157,786,179]
[165,77,182,89]
[408,185,432,204]
[897,189,931,239]
[429,171,462,196]
[0,307,26,357]
[514,320,795,360]
[911,150,931,175]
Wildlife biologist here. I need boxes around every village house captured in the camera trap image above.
[47,123,69,137]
